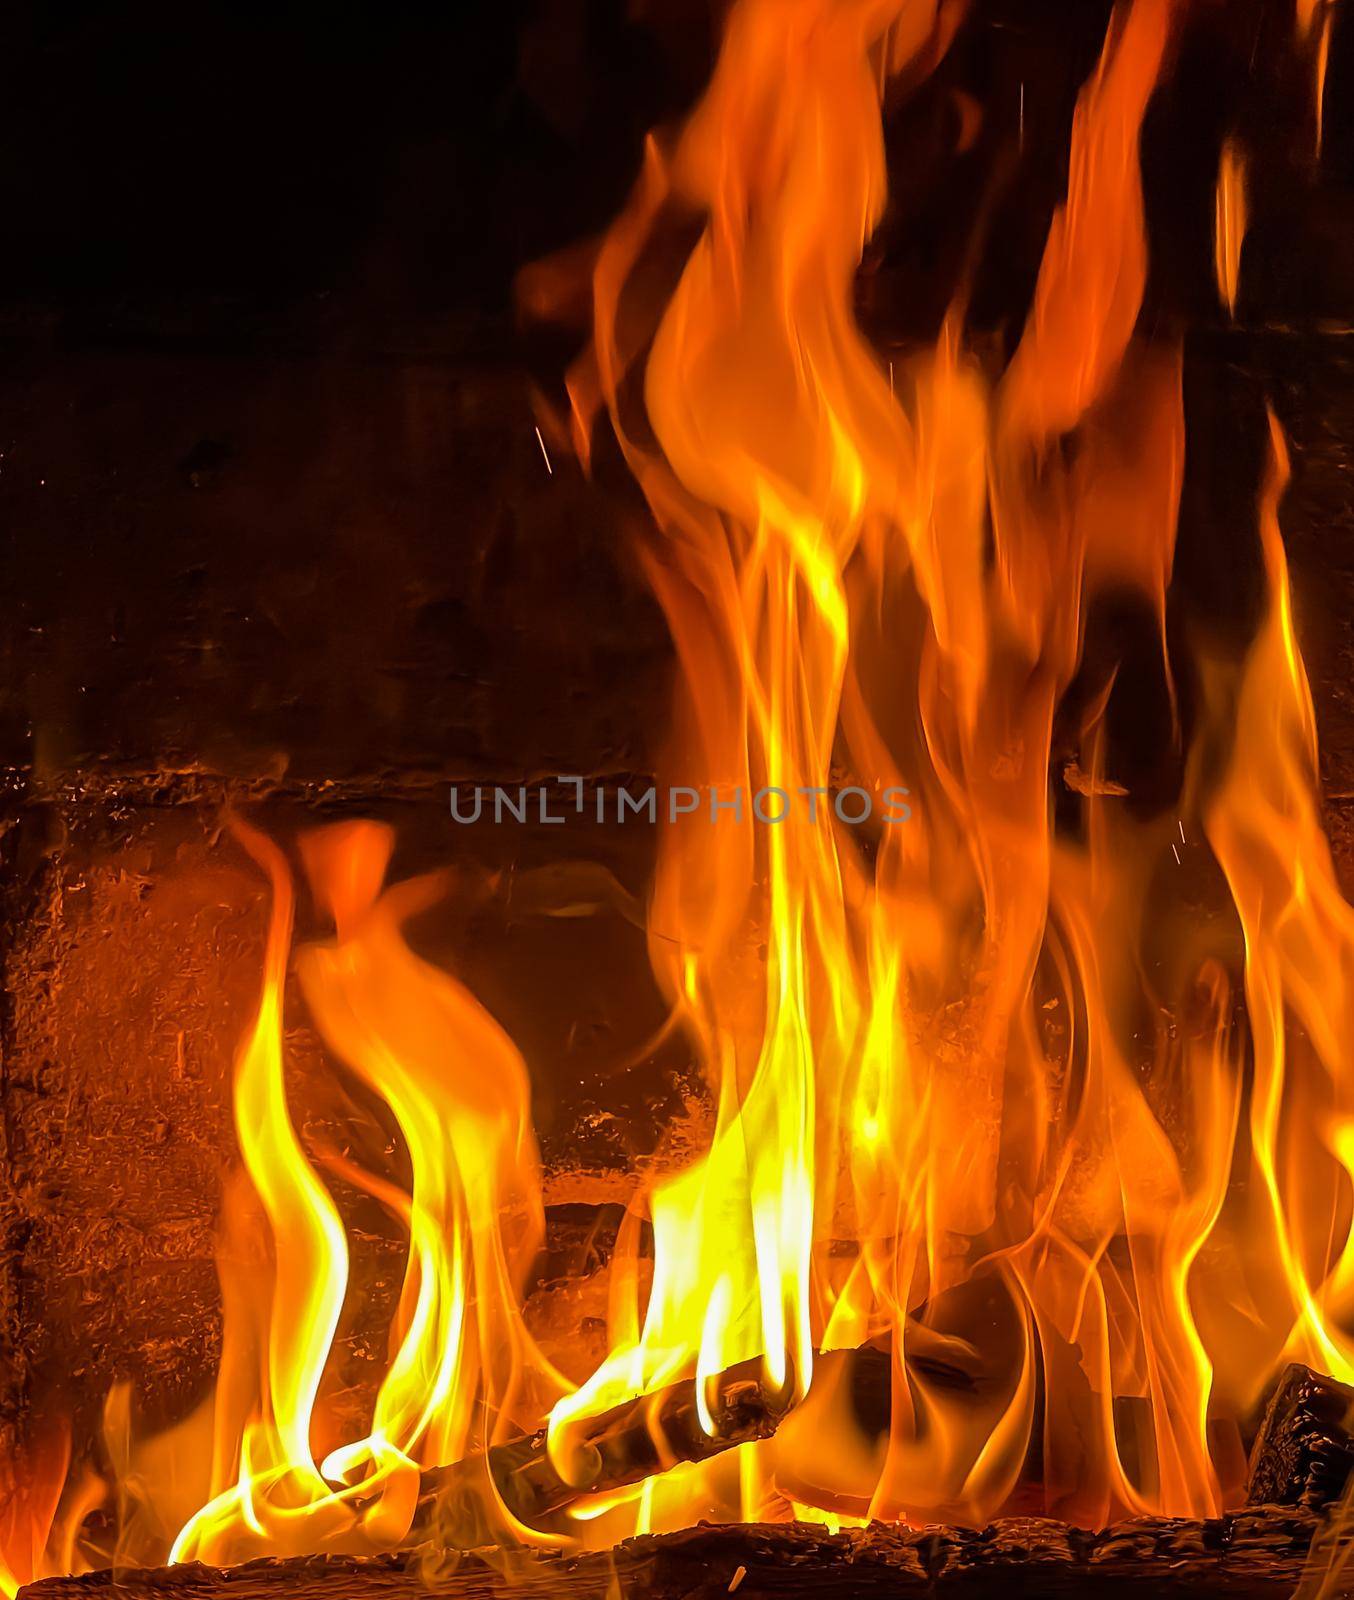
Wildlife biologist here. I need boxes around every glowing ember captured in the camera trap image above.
[7,0,1354,1585]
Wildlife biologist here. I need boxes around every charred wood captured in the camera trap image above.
[1246,1362,1354,1512]
[15,1509,1326,1599]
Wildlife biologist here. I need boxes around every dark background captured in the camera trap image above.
[0,2,1348,331]
[0,0,1348,788]
[0,2,716,340]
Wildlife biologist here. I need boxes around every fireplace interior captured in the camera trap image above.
[6,0,1354,1595]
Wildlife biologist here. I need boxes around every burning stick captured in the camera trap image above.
[410,1351,798,1536]
[403,1340,967,1539]
[411,1351,1354,1539]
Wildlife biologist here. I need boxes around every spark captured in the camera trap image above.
[1171,843,1181,865]
[534,425,554,476]
[1178,819,1186,844]
[1019,82,1025,151]
[728,1567,747,1593]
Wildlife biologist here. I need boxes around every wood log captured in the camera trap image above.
[1246,1362,1354,1511]
[413,1351,794,1536]
[422,1352,1352,1538]
[13,1508,1327,1598]
[414,1333,986,1536]
[410,1344,909,1539]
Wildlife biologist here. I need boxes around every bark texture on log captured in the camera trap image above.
[416,1351,790,1538]
[413,1345,900,1540]
[13,1509,1326,1599]
[1246,1362,1354,1511]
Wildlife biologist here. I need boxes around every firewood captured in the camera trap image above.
[14,1508,1327,1598]
[410,1344,912,1540]
[1246,1362,1354,1511]
[412,1350,794,1540]
[422,1352,1354,1539]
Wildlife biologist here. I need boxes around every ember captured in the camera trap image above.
[4,1,1354,1597]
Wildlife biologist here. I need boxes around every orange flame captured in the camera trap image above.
[169,818,359,1563]
[548,0,1350,1536]
[1199,412,1354,1393]
[1298,0,1337,155]
[1214,137,1248,316]
[1317,10,1334,156]
[295,822,567,1520]
[0,1426,69,1598]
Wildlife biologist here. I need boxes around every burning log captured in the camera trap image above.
[412,1350,796,1536]
[1245,1362,1354,1511]
[13,1509,1327,1599]
[410,1344,901,1539]
[422,1354,1354,1536]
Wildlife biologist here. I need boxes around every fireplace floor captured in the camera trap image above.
[10,1509,1330,1599]
[13,1362,1354,1599]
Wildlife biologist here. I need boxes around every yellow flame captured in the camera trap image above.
[297,822,567,1498]
[1200,412,1354,1393]
[171,818,356,1564]
[171,819,566,1563]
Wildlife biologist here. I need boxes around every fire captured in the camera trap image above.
[168,819,564,1564]
[1297,0,1338,154]
[555,0,1200,1533]
[1214,138,1247,317]
[169,818,354,1564]
[543,0,1350,1536]
[8,0,1354,1577]
[0,1428,69,1598]
[1199,413,1354,1393]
